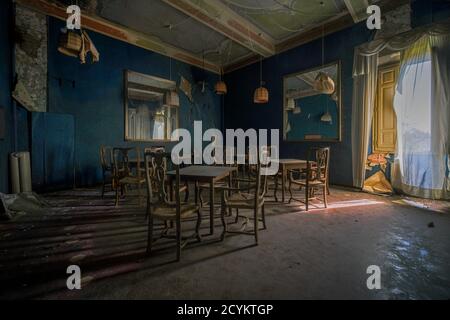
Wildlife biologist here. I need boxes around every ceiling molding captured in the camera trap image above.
[161,0,275,57]
[223,54,260,74]
[16,0,222,74]
[275,11,352,54]
[344,0,370,23]
[224,0,410,74]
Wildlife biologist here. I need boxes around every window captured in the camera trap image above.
[372,64,399,153]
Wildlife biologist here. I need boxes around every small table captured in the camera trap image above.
[273,159,308,203]
[167,166,237,236]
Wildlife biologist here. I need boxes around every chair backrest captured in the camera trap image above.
[144,151,174,206]
[100,146,112,171]
[307,147,330,183]
[144,146,166,153]
[113,147,141,179]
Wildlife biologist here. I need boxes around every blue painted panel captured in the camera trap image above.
[32,113,75,191]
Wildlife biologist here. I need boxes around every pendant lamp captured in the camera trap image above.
[58,28,82,58]
[164,56,180,107]
[285,98,295,111]
[215,68,227,95]
[314,26,335,95]
[254,57,269,104]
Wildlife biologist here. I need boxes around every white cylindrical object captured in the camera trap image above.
[10,154,21,194]
[10,152,32,194]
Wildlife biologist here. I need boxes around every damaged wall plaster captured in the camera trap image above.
[15,5,47,112]
[375,4,412,40]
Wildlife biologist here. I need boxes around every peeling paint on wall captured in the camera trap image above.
[15,5,47,112]
[375,4,412,40]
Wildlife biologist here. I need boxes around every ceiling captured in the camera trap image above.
[27,0,408,73]
[223,0,348,42]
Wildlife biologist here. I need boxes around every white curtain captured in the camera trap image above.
[352,19,450,190]
[351,53,378,188]
[392,34,450,199]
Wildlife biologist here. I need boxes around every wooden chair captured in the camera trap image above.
[219,160,269,244]
[144,151,202,261]
[288,147,330,211]
[113,147,146,207]
[100,146,113,198]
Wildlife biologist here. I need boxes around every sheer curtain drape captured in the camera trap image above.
[392,34,450,199]
[351,19,450,193]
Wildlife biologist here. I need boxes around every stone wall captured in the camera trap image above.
[15,5,47,112]
[375,4,412,40]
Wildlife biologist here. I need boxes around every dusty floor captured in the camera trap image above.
[0,186,449,300]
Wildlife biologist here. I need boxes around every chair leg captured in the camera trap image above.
[288,179,293,204]
[199,188,204,208]
[176,218,181,262]
[147,215,153,256]
[220,203,227,241]
[138,183,142,207]
[274,175,279,201]
[184,181,190,203]
[235,208,239,223]
[305,186,309,211]
[195,209,202,242]
[254,207,259,244]
[262,204,267,230]
[115,183,120,207]
[101,174,106,198]
[323,185,328,208]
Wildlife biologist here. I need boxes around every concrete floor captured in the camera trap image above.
[0,187,449,300]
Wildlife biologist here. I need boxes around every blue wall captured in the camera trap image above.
[224,23,374,187]
[0,0,13,193]
[412,0,450,27]
[286,95,339,141]
[47,18,222,187]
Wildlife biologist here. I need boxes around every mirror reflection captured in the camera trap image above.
[125,70,179,142]
[283,62,341,142]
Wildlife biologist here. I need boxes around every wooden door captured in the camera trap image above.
[373,64,399,153]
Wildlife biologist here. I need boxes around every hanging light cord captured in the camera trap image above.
[259,56,263,87]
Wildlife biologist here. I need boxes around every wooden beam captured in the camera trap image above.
[161,0,275,57]
[344,0,370,23]
[16,0,221,74]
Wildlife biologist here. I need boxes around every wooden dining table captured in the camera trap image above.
[167,165,237,236]
[273,159,309,203]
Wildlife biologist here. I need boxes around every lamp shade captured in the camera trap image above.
[285,98,295,111]
[164,90,180,107]
[58,30,82,58]
[321,111,332,123]
[214,81,227,95]
[254,86,269,104]
[314,72,335,94]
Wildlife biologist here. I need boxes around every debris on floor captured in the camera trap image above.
[0,192,49,220]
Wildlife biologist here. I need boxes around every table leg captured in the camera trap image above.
[169,179,174,202]
[209,181,215,235]
[274,173,279,202]
[282,166,286,203]
[194,181,199,205]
